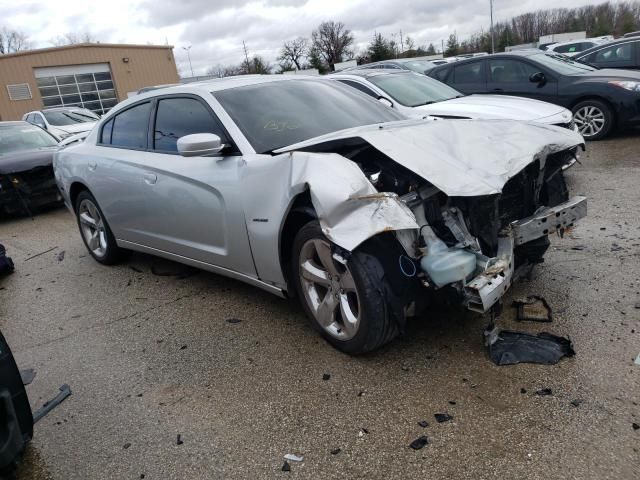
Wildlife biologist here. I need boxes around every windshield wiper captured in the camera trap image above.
[413,101,435,106]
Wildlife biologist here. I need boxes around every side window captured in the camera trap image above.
[110,102,151,149]
[594,43,633,63]
[336,80,378,98]
[453,61,485,84]
[25,114,34,123]
[101,118,114,144]
[32,114,46,128]
[432,66,452,82]
[153,97,227,153]
[489,59,537,83]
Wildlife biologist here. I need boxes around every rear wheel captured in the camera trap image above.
[75,190,125,265]
[291,221,399,354]
[572,99,614,140]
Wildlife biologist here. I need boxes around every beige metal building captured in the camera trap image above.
[0,43,179,121]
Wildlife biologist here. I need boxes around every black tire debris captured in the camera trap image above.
[322,373,331,381]
[418,420,429,428]
[409,436,429,450]
[282,461,291,472]
[434,413,453,423]
[535,388,553,396]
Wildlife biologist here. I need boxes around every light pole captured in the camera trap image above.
[182,45,194,78]
[490,0,495,54]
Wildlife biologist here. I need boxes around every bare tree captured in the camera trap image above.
[51,32,98,46]
[311,21,354,70]
[278,37,308,70]
[0,27,30,54]
[206,64,228,78]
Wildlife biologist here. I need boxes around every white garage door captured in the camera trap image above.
[34,64,118,115]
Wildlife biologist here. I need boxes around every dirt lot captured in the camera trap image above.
[1,133,639,480]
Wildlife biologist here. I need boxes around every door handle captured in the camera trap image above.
[143,172,157,185]
[88,161,97,171]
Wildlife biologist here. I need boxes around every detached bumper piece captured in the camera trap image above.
[463,196,587,313]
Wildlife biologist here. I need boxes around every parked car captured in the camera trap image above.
[0,121,62,216]
[347,58,439,74]
[545,36,613,57]
[54,76,586,354]
[427,50,640,139]
[574,37,640,70]
[331,70,576,130]
[22,107,100,141]
[623,31,640,38]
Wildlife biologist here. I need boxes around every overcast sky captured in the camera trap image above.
[1,0,595,75]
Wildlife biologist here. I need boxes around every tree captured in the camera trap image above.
[51,32,97,46]
[367,33,394,62]
[0,27,30,54]
[444,33,459,56]
[426,43,436,55]
[206,64,228,78]
[278,37,308,70]
[241,55,272,74]
[311,21,354,70]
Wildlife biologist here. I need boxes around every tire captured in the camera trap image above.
[291,220,399,354]
[74,190,125,265]
[572,99,614,140]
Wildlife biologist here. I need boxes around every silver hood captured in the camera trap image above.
[275,118,584,197]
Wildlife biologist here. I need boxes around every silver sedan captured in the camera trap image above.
[54,76,586,354]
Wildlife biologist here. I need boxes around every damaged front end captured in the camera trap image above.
[0,165,62,216]
[276,119,587,315]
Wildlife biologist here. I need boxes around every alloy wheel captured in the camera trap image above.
[573,105,605,138]
[78,198,108,258]
[298,238,360,340]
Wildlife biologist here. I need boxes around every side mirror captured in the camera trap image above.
[529,72,546,85]
[177,133,224,157]
[377,96,394,108]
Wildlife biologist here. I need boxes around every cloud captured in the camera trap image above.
[3,0,594,75]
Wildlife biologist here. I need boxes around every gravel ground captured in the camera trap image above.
[1,132,638,480]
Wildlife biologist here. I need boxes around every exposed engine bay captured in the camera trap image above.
[297,133,587,314]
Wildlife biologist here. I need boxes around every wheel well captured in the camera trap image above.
[69,182,89,212]
[571,96,615,115]
[279,191,316,292]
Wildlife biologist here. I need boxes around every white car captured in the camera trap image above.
[331,70,575,129]
[545,36,613,57]
[22,107,100,141]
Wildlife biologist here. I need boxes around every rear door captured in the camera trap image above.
[449,60,487,94]
[486,58,558,103]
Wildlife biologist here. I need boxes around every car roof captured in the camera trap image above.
[0,121,31,128]
[575,36,639,58]
[332,70,413,80]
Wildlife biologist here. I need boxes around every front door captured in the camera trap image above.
[486,58,558,104]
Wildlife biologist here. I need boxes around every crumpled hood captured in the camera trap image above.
[0,148,56,174]
[275,119,584,197]
[413,94,569,122]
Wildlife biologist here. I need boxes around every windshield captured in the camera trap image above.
[214,80,405,153]
[532,52,597,74]
[0,124,58,155]
[401,60,436,73]
[43,110,98,126]
[369,73,463,107]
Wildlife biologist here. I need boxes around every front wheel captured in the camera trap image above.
[572,99,614,140]
[291,221,399,354]
[75,190,125,265]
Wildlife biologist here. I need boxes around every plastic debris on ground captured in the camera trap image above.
[409,436,429,450]
[281,461,291,472]
[434,413,453,423]
[485,328,575,366]
[20,368,36,386]
[284,454,303,462]
[634,353,640,366]
[535,388,553,396]
[512,296,552,322]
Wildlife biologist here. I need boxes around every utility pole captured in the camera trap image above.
[242,40,251,73]
[490,0,495,53]
[399,29,404,54]
[441,39,444,55]
[182,45,194,78]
